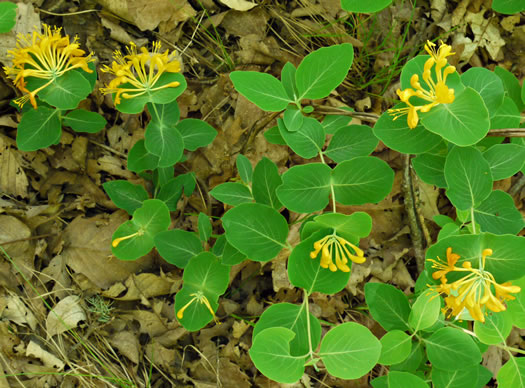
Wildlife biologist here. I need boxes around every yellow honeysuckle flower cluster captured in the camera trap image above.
[428,247,521,323]
[310,233,365,272]
[3,24,93,109]
[100,41,181,105]
[176,291,220,324]
[389,40,456,129]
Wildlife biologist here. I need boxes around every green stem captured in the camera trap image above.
[303,288,318,370]
[470,206,477,235]
[318,151,337,214]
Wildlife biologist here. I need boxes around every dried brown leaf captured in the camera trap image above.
[0,137,29,198]
[46,295,86,338]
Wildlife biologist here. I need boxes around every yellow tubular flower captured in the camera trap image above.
[3,24,93,109]
[428,247,521,323]
[310,234,365,272]
[100,41,181,105]
[388,40,456,129]
[176,291,220,325]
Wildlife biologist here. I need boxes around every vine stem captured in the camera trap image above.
[319,151,337,214]
[303,288,316,367]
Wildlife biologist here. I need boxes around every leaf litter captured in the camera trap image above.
[0,0,523,386]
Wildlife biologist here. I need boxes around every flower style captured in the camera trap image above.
[176,291,220,324]
[428,247,521,323]
[100,41,181,105]
[388,40,456,129]
[3,24,93,109]
[310,233,365,272]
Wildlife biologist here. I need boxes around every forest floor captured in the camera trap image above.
[0,0,524,387]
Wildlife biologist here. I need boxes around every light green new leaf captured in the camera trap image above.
[365,283,411,331]
[421,87,490,146]
[276,163,331,213]
[154,229,202,268]
[332,156,394,205]
[388,371,429,388]
[432,366,482,388]
[425,327,481,370]
[16,106,61,151]
[295,43,354,100]
[324,125,378,163]
[252,157,282,209]
[461,67,504,116]
[102,180,149,214]
[278,117,325,159]
[236,154,253,183]
[378,331,412,365]
[0,2,17,33]
[497,357,525,388]
[283,106,304,132]
[492,0,525,14]
[198,213,212,242]
[249,327,306,384]
[127,140,159,172]
[474,190,523,235]
[63,109,107,133]
[144,120,184,167]
[483,143,525,180]
[281,62,298,100]
[319,322,381,379]
[230,71,291,112]
[474,311,513,345]
[340,0,393,13]
[222,203,288,262]
[111,199,171,261]
[444,146,492,210]
[412,154,447,188]
[314,212,372,239]
[408,290,441,332]
[177,119,217,151]
[210,182,253,206]
[252,303,321,357]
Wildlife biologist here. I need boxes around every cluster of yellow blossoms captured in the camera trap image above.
[3,24,93,109]
[429,247,521,323]
[100,41,181,105]
[310,234,365,272]
[389,40,456,129]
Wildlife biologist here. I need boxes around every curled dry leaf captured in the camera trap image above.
[1,294,37,330]
[46,295,86,338]
[26,340,65,370]
[220,0,257,11]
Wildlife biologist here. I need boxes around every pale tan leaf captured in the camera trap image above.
[26,340,65,370]
[219,0,257,11]
[46,295,86,338]
[0,137,29,198]
[109,331,140,364]
[2,295,37,329]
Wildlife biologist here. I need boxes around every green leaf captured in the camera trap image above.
[222,203,288,262]
[36,70,91,110]
[322,114,352,135]
[147,101,180,124]
[425,327,481,370]
[177,119,217,151]
[365,283,411,331]
[340,0,393,12]
[63,109,107,133]
[276,163,331,213]
[495,66,525,110]
[16,106,61,151]
[278,117,325,159]
[112,199,171,260]
[506,275,525,328]
[252,303,321,356]
[114,92,149,114]
[490,97,521,129]
[198,213,212,242]
[324,125,378,163]
[408,290,441,332]
[314,212,372,239]
[421,87,490,146]
[497,357,525,388]
[332,156,394,205]
[390,342,424,372]
[283,106,304,132]
[127,140,159,172]
[373,107,443,154]
[0,2,17,33]
[432,366,481,388]
[210,182,253,206]
[444,146,492,210]
[412,154,447,188]
[249,327,306,384]
[281,62,298,100]
[483,143,525,180]
[371,376,388,388]
[378,331,412,365]
[230,71,291,112]
[221,241,246,265]
[288,230,351,294]
[264,125,287,145]
[319,322,381,379]
[388,371,429,388]
[492,0,525,14]
[103,180,149,214]
[236,154,253,183]
[144,120,183,167]
[474,190,523,235]
[154,229,202,268]
[252,157,282,209]
[295,43,354,100]
[156,178,183,211]
[474,311,513,345]
[461,67,504,117]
